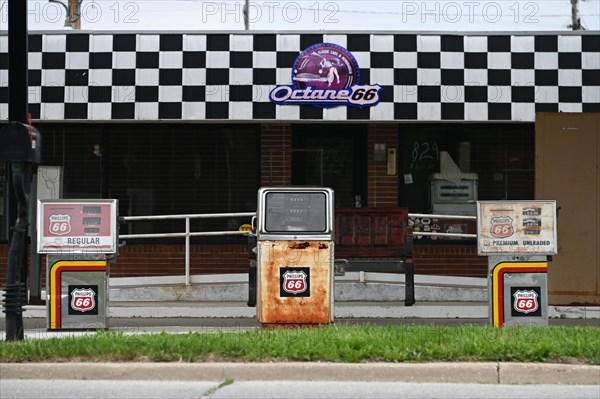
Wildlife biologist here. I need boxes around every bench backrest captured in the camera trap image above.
[335,207,412,258]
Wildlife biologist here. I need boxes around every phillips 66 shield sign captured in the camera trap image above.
[68,285,99,315]
[511,287,542,317]
[280,267,310,297]
[489,216,514,238]
[48,214,72,235]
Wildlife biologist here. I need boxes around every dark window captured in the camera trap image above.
[109,125,259,238]
[29,124,259,243]
[399,124,535,214]
[292,125,367,209]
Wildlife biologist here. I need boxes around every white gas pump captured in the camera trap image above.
[477,200,558,327]
[37,199,118,330]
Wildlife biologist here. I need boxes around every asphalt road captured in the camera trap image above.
[2,379,599,399]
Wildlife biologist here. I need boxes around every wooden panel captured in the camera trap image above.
[536,113,600,305]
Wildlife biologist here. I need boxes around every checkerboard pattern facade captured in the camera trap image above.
[0,32,598,122]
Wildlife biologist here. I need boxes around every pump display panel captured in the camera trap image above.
[477,200,557,256]
[257,187,334,240]
[264,192,327,233]
[37,199,118,254]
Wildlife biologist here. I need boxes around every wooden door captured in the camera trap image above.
[536,113,599,305]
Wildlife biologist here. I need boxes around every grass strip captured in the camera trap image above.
[1,325,598,364]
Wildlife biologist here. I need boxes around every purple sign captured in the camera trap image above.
[270,43,382,108]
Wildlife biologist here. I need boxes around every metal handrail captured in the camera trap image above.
[120,212,256,285]
[119,211,478,285]
[408,213,477,221]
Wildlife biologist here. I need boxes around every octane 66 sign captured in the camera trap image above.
[37,199,118,254]
[477,201,557,256]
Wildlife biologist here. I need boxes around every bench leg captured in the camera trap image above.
[247,260,257,307]
[404,260,415,306]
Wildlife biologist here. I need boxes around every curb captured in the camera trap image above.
[4,303,598,319]
[1,362,598,385]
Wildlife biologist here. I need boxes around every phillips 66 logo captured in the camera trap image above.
[280,268,310,297]
[490,216,514,238]
[49,214,72,236]
[513,289,539,314]
[70,287,96,313]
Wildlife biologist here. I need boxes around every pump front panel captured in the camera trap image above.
[47,257,108,330]
[503,272,548,327]
[257,240,333,324]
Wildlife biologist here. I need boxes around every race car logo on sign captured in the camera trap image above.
[70,287,96,312]
[270,43,382,109]
[280,267,310,297]
[48,214,72,236]
[512,289,539,314]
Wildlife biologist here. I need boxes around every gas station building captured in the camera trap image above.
[1,31,599,305]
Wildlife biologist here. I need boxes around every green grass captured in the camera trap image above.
[1,325,598,364]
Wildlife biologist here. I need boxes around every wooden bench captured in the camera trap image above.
[335,208,415,306]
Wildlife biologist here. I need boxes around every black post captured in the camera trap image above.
[404,259,415,307]
[4,162,30,340]
[4,0,30,341]
[8,0,28,123]
[28,170,43,305]
[247,235,257,307]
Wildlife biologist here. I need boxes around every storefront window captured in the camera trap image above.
[292,125,367,208]
[399,124,535,214]
[36,124,259,241]
[109,125,259,238]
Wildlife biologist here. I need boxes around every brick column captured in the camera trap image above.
[260,124,292,187]
[367,124,399,207]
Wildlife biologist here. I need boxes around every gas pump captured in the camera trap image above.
[37,199,118,330]
[255,187,335,327]
[477,201,558,327]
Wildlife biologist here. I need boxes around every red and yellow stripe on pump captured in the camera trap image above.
[490,261,548,327]
[48,260,107,329]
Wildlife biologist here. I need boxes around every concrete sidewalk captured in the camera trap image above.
[1,362,599,385]
[3,273,599,321]
[6,300,599,320]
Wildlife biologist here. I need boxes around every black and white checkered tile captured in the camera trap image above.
[0,32,598,121]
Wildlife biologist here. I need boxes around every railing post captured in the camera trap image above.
[185,217,190,286]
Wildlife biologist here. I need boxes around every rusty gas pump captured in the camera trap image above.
[255,187,335,327]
